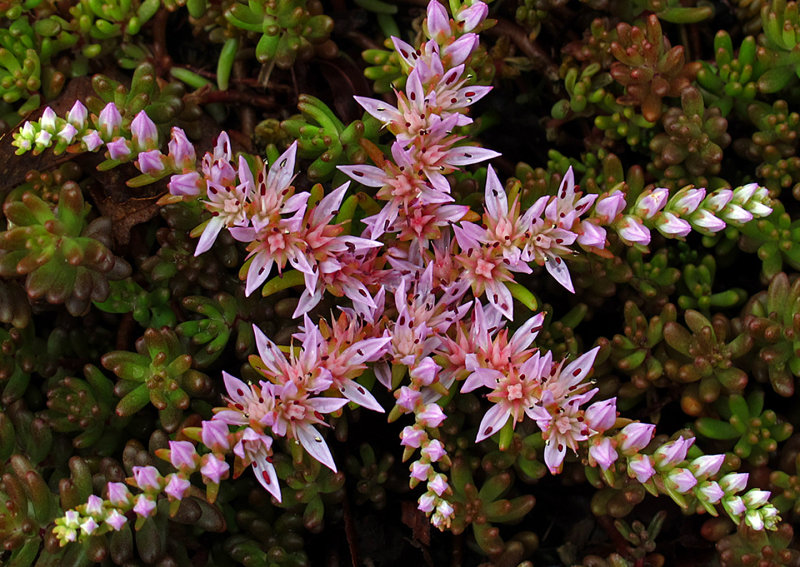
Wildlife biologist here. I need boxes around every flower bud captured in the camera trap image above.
[585,398,617,433]
[618,422,655,454]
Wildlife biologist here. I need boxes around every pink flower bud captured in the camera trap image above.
[410,357,440,387]
[200,454,230,484]
[106,482,131,506]
[107,138,131,161]
[133,494,157,518]
[689,209,726,233]
[82,131,104,152]
[704,189,733,212]
[690,454,725,479]
[68,101,88,128]
[655,212,691,237]
[720,472,749,494]
[168,127,197,170]
[201,419,231,452]
[670,187,705,214]
[585,398,617,433]
[85,495,104,516]
[595,191,626,222]
[455,2,488,32]
[418,493,436,513]
[80,517,99,535]
[97,103,122,139]
[418,403,446,427]
[428,474,449,496]
[421,439,447,462]
[635,188,669,219]
[58,124,78,144]
[723,495,746,518]
[653,436,693,469]
[132,465,162,492]
[40,107,57,131]
[411,461,431,481]
[396,386,422,411]
[743,489,771,508]
[589,437,618,470]
[698,481,725,504]
[627,454,655,483]
[168,171,203,196]
[105,509,127,531]
[400,425,427,448]
[426,1,451,41]
[137,149,166,175]
[131,111,158,150]
[169,440,199,471]
[164,474,191,501]
[618,422,655,454]
[666,467,697,493]
[577,220,607,248]
[616,216,651,246]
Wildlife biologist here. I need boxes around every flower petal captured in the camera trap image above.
[475,403,510,442]
[294,423,337,472]
[339,379,384,413]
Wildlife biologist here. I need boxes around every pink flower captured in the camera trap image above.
[425,1,451,42]
[396,386,422,411]
[455,1,488,31]
[720,473,749,494]
[85,495,104,516]
[418,493,436,513]
[594,191,626,223]
[80,517,99,535]
[58,124,78,144]
[634,188,669,219]
[232,427,281,503]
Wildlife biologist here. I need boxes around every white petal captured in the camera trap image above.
[344,337,391,365]
[337,165,386,187]
[194,217,225,256]
[253,324,285,373]
[245,253,274,296]
[484,165,507,218]
[267,142,297,193]
[560,346,600,384]
[509,311,545,352]
[252,455,281,502]
[544,254,574,293]
[222,371,250,405]
[354,96,400,125]
[475,403,510,442]
[339,379,384,412]
[294,423,337,472]
[445,146,501,167]
[307,397,349,414]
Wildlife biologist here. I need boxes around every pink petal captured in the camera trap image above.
[484,165,507,218]
[544,438,567,474]
[461,367,503,393]
[509,311,545,352]
[307,397,349,414]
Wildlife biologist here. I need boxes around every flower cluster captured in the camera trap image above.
[11,0,783,552]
